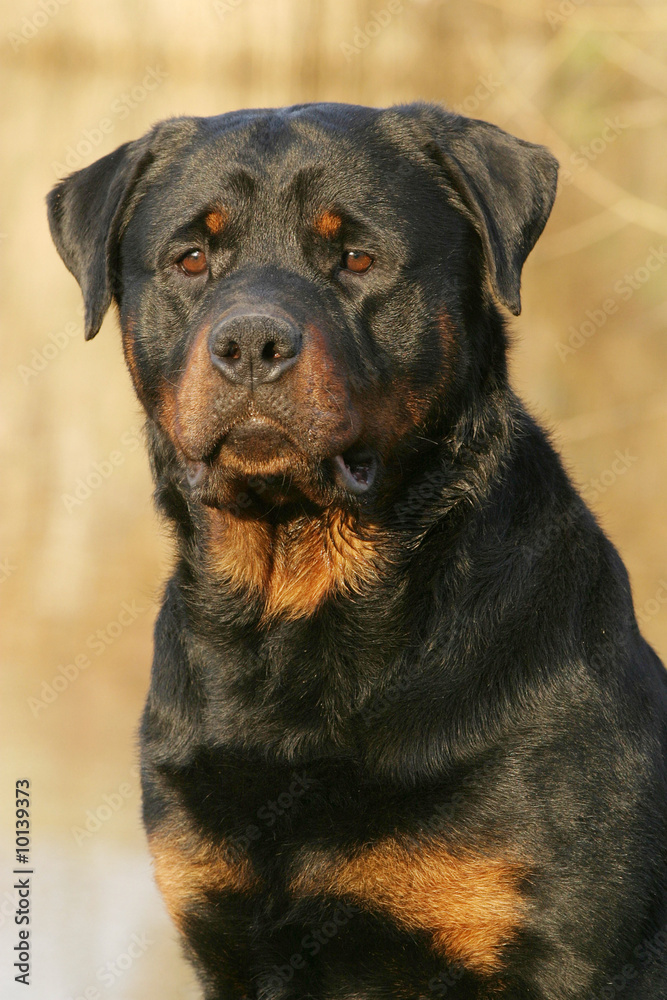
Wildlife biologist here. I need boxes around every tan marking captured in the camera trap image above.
[351,310,458,453]
[354,380,432,457]
[290,838,526,974]
[170,321,353,471]
[436,307,459,382]
[120,315,147,406]
[148,829,258,933]
[168,328,222,456]
[205,207,229,234]
[159,383,178,443]
[290,323,359,445]
[313,209,343,239]
[437,306,455,340]
[206,507,383,621]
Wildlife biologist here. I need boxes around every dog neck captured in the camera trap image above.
[200,505,386,622]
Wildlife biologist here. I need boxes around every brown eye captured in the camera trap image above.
[178,249,208,276]
[341,250,374,274]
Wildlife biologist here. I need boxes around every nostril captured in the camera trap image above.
[220,340,241,360]
[262,340,283,361]
[209,312,301,385]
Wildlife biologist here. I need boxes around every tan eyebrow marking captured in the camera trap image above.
[205,207,229,234]
[313,209,343,239]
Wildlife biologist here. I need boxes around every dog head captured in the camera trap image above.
[48,102,557,516]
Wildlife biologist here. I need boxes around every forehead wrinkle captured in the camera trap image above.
[214,116,316,178]
[140,126,398,247]
[224,168,258,199]
[201,118,379,202]
[279,165,327,209]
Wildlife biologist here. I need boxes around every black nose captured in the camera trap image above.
[209,312,301,387]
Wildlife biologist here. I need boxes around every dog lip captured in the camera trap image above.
[221,415,297,455]
[333,450,378,494]
[179,414,295,465]
[180,417,377,498]
[185,460,207,488]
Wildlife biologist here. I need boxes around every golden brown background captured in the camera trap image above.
[1,1,666,997]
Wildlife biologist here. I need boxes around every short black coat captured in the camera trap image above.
[48,102,667,1000]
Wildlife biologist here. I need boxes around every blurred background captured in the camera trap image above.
[1,1,666,997]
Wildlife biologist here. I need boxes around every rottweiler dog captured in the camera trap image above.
[47,103,667,999]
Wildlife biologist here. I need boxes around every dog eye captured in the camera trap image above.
[178,249,208,276]
[341,250,374,274]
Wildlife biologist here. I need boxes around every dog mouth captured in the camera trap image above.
[183,443,378,500]
[332,448,378,494]
[179,412,377,501]
[185,460,208,488]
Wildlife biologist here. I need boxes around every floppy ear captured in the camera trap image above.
[389,104,559,315]
[47,138,155,340]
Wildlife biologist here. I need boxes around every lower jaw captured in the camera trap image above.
[186,462,327,514]
[182,447,378,510]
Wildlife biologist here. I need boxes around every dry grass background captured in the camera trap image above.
[1,1,666,997]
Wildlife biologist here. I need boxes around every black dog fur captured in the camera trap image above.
[48,102,667,1000]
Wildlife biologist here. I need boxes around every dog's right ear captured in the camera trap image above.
[47,138,155,341]
[47,119,198,341]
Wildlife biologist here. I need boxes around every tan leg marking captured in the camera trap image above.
[290,838,526,974]
[148,829,258,933]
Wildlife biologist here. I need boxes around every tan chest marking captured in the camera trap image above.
[148,829,258,933]
[206,507,383,620]
[290,838,526,974]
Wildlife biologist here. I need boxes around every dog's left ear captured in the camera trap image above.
[386,104,559,315]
